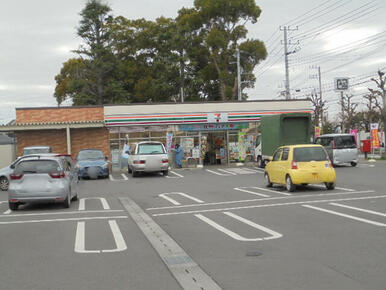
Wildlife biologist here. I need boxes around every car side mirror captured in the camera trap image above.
[10,164,15,169]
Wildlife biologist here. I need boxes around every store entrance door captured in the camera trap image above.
[201,131,227,165]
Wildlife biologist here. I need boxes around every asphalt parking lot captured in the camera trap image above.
[0,160,385,290]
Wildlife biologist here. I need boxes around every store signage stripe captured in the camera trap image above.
[106,120,206,126]
[106,117,206,123]
[105,114,207,120]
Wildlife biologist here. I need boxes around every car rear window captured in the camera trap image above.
[334,136,356,149]
[23,148,51,155]
[78,150,104,160]
[138,144,165,154]
[293,147,328,162]
[14,160,61,174]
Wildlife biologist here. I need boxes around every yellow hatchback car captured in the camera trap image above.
[264,144,336,192]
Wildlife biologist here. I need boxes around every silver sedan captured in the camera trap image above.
[8,156,78,210]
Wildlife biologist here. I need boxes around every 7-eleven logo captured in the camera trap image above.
[208,113,228,123]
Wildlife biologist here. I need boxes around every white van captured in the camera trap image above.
[314,134,358,167]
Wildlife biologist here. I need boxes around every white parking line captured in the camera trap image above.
[74,220,128,253]
[121,173,128,180]
[109,175,115,181]
[218,169,237,175]
[312,184,355,192]
[152,193,384,217]
[0,210,124,218]
[159,192,205,205]
[253,186,292,196]
[303,204,386,227]
[3,209,11,215]
[330,203,386,217]
[169,170,184,178]
[146,190,375,211]
[234,187,270,198]
[205,169,231,176]
[78,197,111,211]
[0,216,128,225]
[253,167,265,173]
[195,212,282,241]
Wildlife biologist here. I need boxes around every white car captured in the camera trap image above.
[127,141,169,177]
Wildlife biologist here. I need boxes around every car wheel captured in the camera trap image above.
[286,175,296,192]
[128,165,132,174]
[351,162,357,167]
[257,157,265,168]
[63,193,71,208]
[264,173,272,187]
[9,201,18,211]
[0,177,9,191]
[325,182,335,190]
[163,170,169,176]
[132,169,137,177]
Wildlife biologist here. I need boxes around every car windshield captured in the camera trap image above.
[138,144,165,154]
[14,160,61,174]
[77,150,105,160]
[335,136,356,149]
[23,148,51,155]
[293,147,328,162]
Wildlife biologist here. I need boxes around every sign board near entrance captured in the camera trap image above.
[179,123,249,132]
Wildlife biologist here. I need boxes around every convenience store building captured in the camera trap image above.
[0,99,312,169]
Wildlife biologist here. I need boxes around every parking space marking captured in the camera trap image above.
[120,197,222,290]
[303,204,386,227]
[205,169,231,176]
[79,197,111,211]
[312,184,355,192]
[253,186,292,196]
[147,190,375,211]
[109,175,115,181]
[170,170,184,178]
[234,187,270,198]
[195,212,282,241]
[159,192,205,206]
[253,167,265,173]
[121,173,128,180]
[152,193,384,217]
[0,216,128,225]
[3,209,11,215]
[74,220,127,253]
[218,169,237,175]
[0,210,124,218]
[330,203,386,217]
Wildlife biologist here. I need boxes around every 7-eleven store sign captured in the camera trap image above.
[208,113,228,123]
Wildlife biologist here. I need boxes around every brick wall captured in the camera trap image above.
[16,128,110,159]
[16,107,104,124]
[17,130,67,156]
[71,128,110,158]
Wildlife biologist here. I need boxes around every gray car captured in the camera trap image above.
[8,155,79,210]
[315,134,358,166]
[127,141,169,177]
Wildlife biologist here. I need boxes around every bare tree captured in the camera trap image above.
[369,70,386,153]
[310,90,326,128]
[339,94,358,133]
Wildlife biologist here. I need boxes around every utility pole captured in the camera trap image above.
[237,48,242,101]
[318,66,323,128]
[280,26,299,100]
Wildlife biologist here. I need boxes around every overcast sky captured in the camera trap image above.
[0,0,385,124]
